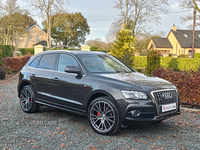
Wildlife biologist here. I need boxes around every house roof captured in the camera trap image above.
[33,40,54,47]
[170,29,200,48]
[15,24,47,39]
[151,38,173,48]
[33,40,48,47]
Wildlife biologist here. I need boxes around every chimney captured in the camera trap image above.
[172,23,176,31]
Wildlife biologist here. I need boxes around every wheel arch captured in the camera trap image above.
[18,80,32,97]
[86,90,119,112]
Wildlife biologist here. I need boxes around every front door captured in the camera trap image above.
[51,54,85,111]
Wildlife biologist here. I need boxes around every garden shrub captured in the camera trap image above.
[178,54,188,58]
[0,49,3,66]
[134,56,200,72]
[19,48,34,55]
[146,50,160,75]
[0,68,5,79]
[0,45,14,57]
[134,56,147,69]
[153,68,200,105]
[3,55,33,72]
[194,53,200,58]
[161,57,200,72]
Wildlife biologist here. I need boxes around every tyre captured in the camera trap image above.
[153,120,164,124]
[19,85,39,113]
[88,96,120,135]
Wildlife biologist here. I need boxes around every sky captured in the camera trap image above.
[68,0,193,41]
[14,0,197,42]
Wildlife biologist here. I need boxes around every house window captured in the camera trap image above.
[30,35,33,41]
[36,35,39,41]
[183,34,188,38]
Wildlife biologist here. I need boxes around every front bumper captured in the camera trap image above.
[118,99,181,126]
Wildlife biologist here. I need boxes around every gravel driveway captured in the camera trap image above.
[0,77,200,150]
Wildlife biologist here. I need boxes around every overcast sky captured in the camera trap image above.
[14,0,197,42]
[68,0,193,41]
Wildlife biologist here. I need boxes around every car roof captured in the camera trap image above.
[35,50,107,56]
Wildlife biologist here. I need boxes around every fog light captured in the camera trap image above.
[130,110,140,117]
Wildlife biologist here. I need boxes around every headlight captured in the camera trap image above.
[121,90,148,99]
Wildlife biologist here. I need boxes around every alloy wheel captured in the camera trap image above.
[20,87,33,111]
[90,101,115,133]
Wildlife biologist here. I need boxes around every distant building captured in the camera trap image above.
[147,24,200,57]
[14,24,53,48]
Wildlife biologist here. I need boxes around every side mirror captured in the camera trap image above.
[65,65,82,77]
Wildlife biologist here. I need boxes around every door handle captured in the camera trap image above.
[54,77,58,81]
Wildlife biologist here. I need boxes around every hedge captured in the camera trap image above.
[0,45,14,57]
[3,55,33,72]
[134,56,200,71]
[153,68,200,105]
[19,48,34,55]
[194,53,200,58]
[134,56,147,69]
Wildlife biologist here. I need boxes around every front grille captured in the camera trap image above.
[151,89,178,114]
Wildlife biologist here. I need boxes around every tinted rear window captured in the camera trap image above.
[38,54,57,70]
[29,56,42,68]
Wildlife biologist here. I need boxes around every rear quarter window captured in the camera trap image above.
[29,56,42,68]
[38,54,58,70]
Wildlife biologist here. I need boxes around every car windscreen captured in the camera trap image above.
[77,54,132,73]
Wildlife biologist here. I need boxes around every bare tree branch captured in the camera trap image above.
[26,0,69,48]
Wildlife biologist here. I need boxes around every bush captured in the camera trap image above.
[134,56,147,69]
[194,53,200,58]
[161,57,200,71]
[0,68,5,79]
[0,45,14,57]
[19,48,34,55]
[0,49,3,66]
[153,68,200,105]
[134,56,200,72]
[3,55,33,72]
[146,50,160,75]
[178,54,188,58]
[110,27,135,68]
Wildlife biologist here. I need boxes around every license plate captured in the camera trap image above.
[162,103,176,112]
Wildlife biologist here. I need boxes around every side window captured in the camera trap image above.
[29,56,42,68]
[38,54,57,70]
[58,54,79,72]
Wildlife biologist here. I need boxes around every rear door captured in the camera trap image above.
[29,54,58,103]
[51,54,85,110]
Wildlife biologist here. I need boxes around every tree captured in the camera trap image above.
[111,0,168,37]
[192,0,200,12]
[134,34,163,55]
[0,0,36,45]
[26,0,68,48]
[4,0,21,15]
[146,50,160,75]
[179,0,200,29]
[110,26,136,67]
[43,12,90,47]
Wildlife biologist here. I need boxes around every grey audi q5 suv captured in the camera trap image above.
[17,50,181,135]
